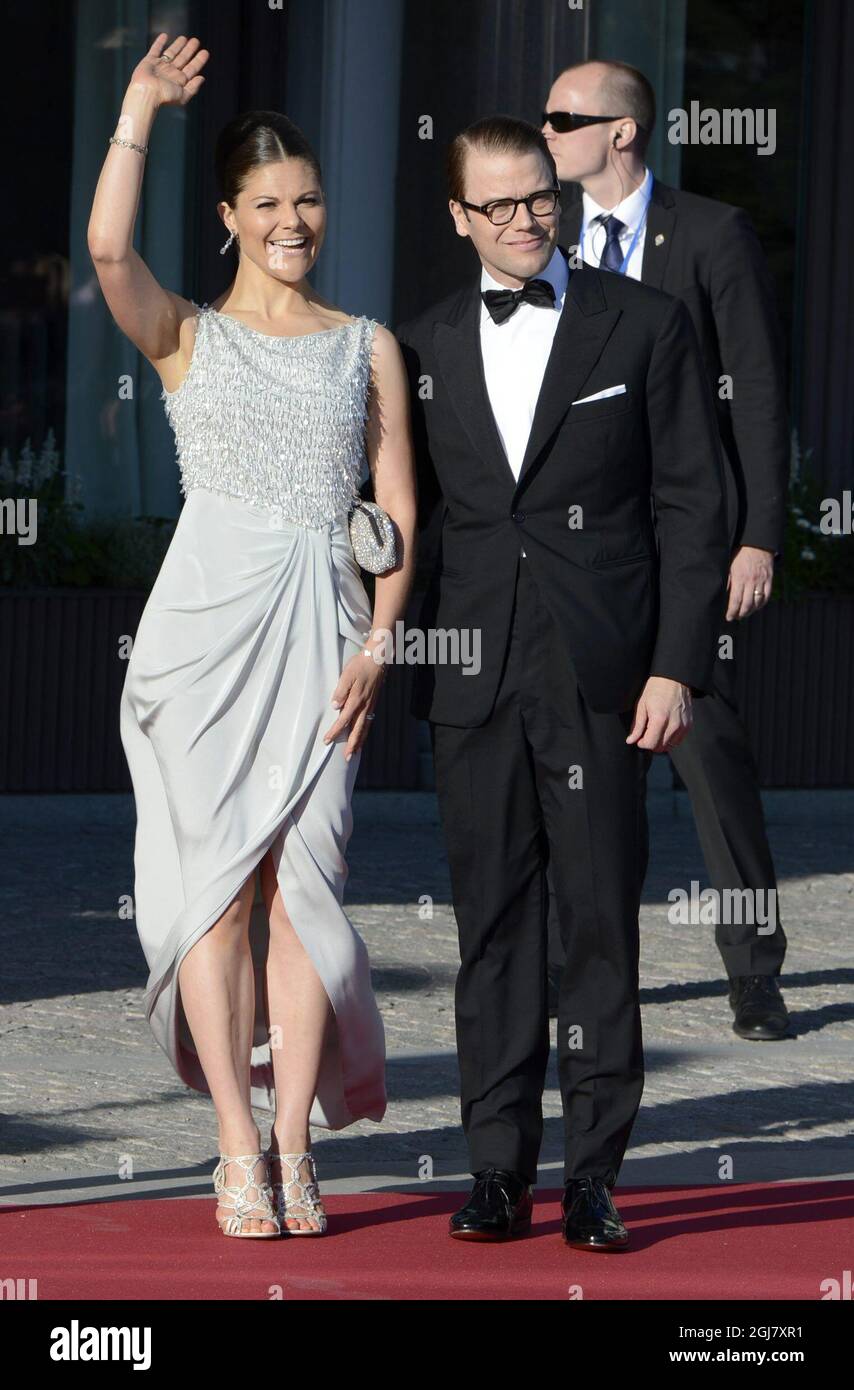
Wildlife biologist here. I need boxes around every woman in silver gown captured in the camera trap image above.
[87,33,416,1237]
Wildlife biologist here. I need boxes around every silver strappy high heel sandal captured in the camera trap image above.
[212,1151,281,1238]
[266,1149,327,1235]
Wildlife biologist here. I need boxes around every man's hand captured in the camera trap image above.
[626,676,692,752]
[726,545,774,621]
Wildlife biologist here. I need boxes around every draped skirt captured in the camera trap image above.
[119,487,387,1127]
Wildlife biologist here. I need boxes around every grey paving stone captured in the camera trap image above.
[0,780,852,1204]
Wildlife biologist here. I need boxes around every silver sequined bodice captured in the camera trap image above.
[161,301,378,528]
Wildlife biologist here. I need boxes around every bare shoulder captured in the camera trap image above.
[367,321,402,360]
[366,322,406,387]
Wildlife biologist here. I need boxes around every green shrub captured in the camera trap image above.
[776,432,854,599]
[0,430,175,590]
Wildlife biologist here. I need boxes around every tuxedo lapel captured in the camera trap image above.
[641,180,676,289]
[433,285,515,487]
[515,256,622,489]
[431,253,622,493]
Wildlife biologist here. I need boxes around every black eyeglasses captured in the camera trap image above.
[457,186,560,226]
[542,110,627,134]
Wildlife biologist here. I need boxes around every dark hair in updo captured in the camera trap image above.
[214,110,323,208]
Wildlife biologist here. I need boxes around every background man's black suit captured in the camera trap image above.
[562,181,791,981]
[397,254,729,1184]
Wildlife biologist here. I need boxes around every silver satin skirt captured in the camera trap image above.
[119,487,387,1127]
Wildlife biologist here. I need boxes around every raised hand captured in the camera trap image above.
[128,32,209,109]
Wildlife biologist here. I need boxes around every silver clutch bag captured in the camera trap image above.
[348,497,397,574]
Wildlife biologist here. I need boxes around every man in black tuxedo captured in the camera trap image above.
[396,116,728,1247]
[543,60,791,1040]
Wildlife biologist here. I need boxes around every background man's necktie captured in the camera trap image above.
[481,277,556,324]
[598,214,626,273]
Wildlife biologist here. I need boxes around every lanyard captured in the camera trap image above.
[588,172,655,275]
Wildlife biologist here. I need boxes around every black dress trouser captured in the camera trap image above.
[547,622,787,983]
[430,555,650,1186]
[668,621,787,977]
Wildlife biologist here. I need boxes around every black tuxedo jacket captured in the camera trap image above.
[562,179,789,554]
[396,251,729,728]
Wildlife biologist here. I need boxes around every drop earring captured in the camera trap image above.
[220,228,238,255]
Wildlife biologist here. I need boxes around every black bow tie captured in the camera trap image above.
[481,277,556,324]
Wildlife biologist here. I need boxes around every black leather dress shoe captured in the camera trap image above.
[449,1168,533,1241]
[561,1176,628,1251]
[729,974,792,1039]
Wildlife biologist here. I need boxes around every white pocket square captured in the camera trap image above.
[572,384,627,405]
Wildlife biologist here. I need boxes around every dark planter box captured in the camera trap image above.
[0,588,146,792]
[0,588,419,792]
[734,595,854,788]
[2,590,850,792]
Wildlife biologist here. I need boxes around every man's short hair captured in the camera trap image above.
[447,115,557,204]
[564,60,657,152]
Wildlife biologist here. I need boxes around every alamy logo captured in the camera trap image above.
[667,881,777,932]
[820,1270,853,1300]
[819,492,853,534]
[50,1320,151,1369]
[369,622,481,674]
[0,497,37,545]
[1,1276,37,1299]
[668,102,776,156]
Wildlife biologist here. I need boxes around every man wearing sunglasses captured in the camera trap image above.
[396,116,728,1249]
[543,60,791,1043]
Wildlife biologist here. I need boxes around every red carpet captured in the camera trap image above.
[3,1181,852,1300]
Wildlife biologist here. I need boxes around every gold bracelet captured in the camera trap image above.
[109,135,149,156]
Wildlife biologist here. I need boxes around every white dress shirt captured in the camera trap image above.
[479,247,569,559]
[580,166,652,282]
[479,245,569,477]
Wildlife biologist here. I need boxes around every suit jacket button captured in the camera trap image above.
[512,511,526,523]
